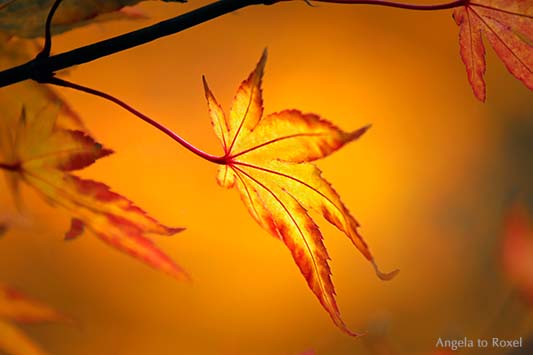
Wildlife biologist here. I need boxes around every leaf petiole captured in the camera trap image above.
[302,0,468,11]
[45,77,228,165]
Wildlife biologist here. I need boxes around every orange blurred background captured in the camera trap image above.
[1,1,532,354]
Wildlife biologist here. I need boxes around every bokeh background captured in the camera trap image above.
[1,0,532,354]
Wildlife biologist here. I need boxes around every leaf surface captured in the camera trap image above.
[0,104,189,280]
[204,50,398,335]
[0,284,64,355]
[453,0,533,101]
[0,0,170,38]
[0,285,64,323]
[0,320,46,355]
[0,0,187,38]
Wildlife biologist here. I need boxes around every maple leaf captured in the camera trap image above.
[502,201,533,304]
[0,0,186,38]
[0,103,189,280]
[453,0,533,101]
[0,284,65,355]
[203,50,398,336]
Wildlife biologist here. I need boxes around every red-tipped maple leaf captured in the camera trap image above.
[203,50,398,336]
[0,284,65,355]
[0,103,189,280]
[453,0,533,101]
[502,201,533,304]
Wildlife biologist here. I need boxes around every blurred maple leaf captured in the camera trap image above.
[0,103,189,280]
[0,284,65,355]
[0,33,84,130]
[452,0,533,101]
[0,0,185,38]
[502,201,533,304]
[203,50,398,336]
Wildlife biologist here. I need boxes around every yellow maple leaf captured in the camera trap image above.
[0,284,65,355]
[0,103,189,280]
[203,50,398,335]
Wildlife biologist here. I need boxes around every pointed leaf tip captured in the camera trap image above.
[172,267,193,283]
[348,124,372,142]
[65,218,84,240]
[202,75,209,91]
[165,226,186,236]
[342,325,366,337]
[259,48,267,61]
[372,259,399,281]
[255,48,268,80]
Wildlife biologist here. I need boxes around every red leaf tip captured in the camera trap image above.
[344,327,366,337]
[165,226,186,236]
[347,124,372,142]
[172,267,193,283]
[371,259,399,281]
[65,218,84,240]
[100,147,114,157]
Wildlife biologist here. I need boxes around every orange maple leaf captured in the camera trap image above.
[502,201,533,304]
[203,50,398,336]
[453,0,533,101]
[0,284,65,355]
[0,104,189,280]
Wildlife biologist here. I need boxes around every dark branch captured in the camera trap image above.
[0,0,466,88]
[0,0,266,87]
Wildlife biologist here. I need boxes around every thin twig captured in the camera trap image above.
[36,0,64,60]
[0,0,264,87]
[45,76,228,165]
[302,0,466,11]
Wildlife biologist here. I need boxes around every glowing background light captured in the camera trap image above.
[0,1,531,354]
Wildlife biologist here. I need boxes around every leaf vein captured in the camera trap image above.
[233,166,332,311]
